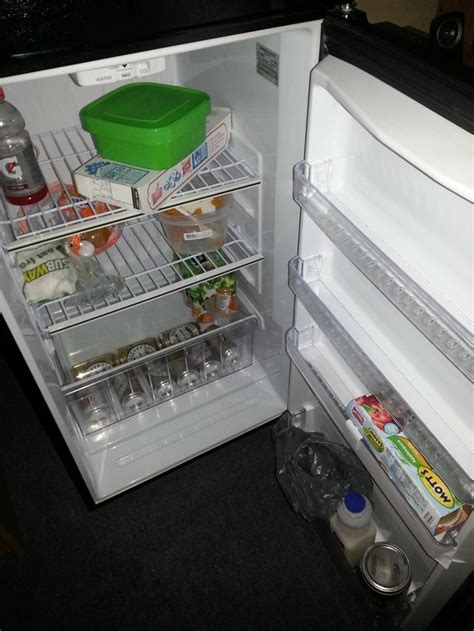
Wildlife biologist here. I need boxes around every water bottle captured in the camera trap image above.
[0,87,48,205]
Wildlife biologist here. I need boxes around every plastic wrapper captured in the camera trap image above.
[16,242,78,304]
[185,274,238,326]
[65,252,124,307]
[273,412,373,520]
[176,252,238,327]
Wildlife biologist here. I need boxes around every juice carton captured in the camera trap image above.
[346,394,471,540]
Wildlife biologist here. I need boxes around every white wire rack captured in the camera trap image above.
[0,127,261,251]
[28,214,262,333]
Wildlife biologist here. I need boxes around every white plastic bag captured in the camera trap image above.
[16,242,77,304]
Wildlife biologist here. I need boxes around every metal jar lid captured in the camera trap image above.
[360,542,412,596]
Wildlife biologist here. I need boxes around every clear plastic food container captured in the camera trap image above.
[157,194,232,254]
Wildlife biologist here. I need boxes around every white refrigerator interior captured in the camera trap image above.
[0,17,472,630]
[0,23,320,501]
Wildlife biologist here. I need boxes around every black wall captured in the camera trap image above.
[0,0,328,77]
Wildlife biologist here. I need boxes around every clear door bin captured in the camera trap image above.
[66,315,256,436]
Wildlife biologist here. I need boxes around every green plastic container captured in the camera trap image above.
[80,83,211,170]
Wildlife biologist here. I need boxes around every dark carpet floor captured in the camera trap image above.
[0,337,381,631]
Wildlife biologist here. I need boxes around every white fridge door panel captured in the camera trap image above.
[293,217,473,481]
[307,55,472,203]
[293,52,473,489]
[304,56,473,332]
[287,48,474,568]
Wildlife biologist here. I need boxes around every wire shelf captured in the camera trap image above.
[27,214,261,333]
[0,127,261,251]
[294,161,474,382]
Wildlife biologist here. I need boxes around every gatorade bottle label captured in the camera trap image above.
[0,143,46,201]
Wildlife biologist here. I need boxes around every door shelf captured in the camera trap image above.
[0,126,261,251]
[66,315,256,444]
[279,409,436,621]
[23,211,261,334]
[293,161,473,382]
[286,327,460,566]
[289,254,473,506]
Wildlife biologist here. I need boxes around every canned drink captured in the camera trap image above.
[113,372,148,415]
[147,360,175,400]
[187,340,213,366]
[157,322,201,348]
[169,352,200,389]
[72,353,117,380]
[221,339,240,370]
[199,358,221,382]
[118,337,158,364]
[76,387,113,434]
[151,374,175,400]
[209,335,241,370]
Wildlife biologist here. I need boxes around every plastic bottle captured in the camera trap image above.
[329,492,377,567]
[0,87,48,205]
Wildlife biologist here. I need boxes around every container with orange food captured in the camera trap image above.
[57,185,122,256]
[157,194,232,254]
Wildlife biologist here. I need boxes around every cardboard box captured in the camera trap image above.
[346,394,471,540]
[73,108,231,214]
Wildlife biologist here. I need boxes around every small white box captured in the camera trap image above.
[73,108,231,214]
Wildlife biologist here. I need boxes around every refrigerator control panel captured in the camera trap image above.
[70,57,166,86]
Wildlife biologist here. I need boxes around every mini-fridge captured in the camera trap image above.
[0,7,472,629]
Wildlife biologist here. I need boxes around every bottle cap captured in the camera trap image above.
[0,87,4,102]
[344,492,366,514]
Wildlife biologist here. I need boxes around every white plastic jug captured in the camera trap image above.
[330,492,377,567]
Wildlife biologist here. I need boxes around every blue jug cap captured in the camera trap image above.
[344,492,366,514]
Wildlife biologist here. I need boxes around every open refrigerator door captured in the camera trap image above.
[286,49,473,629]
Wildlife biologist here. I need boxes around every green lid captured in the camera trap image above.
[80,83,211,146]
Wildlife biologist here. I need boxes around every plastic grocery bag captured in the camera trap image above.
[65,252,124,307]
[273,412,372,520]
